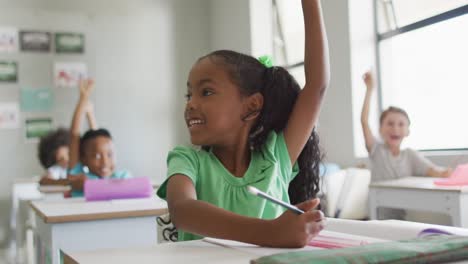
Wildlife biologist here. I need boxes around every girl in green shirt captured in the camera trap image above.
[158,0,329,248]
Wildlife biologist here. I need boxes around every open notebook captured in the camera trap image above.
[203,230,386,257]
[203,218,468,264]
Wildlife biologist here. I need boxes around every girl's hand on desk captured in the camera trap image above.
[269,198,325,248]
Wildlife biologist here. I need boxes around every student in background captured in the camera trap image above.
[38,128,71,185]
[68,79,131,197]
[361,70,451,219]
[38,101,97,185]
[157,0,329,248]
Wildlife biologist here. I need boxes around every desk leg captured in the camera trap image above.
[368,189,378,220]
[450,195,468,228]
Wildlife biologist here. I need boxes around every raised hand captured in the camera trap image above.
[79,78,95,102]
[362,71,375,91]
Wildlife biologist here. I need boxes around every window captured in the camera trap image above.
[272,0,305,87]
[377,2,468,150]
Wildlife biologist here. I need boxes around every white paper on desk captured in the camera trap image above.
[203,230,385,257]
[203,237,314,257]
[325,218,468,241]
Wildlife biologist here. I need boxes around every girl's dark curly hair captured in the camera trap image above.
[38,128,70,168]
[200,50,322,204]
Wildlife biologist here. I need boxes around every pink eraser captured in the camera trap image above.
[84,177,153,201]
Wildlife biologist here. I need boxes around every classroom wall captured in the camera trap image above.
[317,0,357,166]
[0,0,211,246]
[208,0,274,61]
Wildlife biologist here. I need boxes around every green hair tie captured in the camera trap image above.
[258,55,274,68]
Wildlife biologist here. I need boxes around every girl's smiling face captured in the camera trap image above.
[185,57,250,147]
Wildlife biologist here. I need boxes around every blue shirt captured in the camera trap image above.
[68,162,132,197]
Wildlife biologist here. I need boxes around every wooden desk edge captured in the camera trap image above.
[29,200,48,223]
[30,204,168,223]
[62,251,79,264]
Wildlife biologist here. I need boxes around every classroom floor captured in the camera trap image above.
[0,246,28,264]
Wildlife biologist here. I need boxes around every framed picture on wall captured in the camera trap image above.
[25,117,53,140]
[0,27,18,53]
[0,102,20,129]
[54,62,87,88]
[0,61,18,82]
[55,32,84,53]
[19,31,51,52]
[20,87,53,112]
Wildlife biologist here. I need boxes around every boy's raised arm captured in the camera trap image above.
[361,71,376,153]
[69,79,94,169]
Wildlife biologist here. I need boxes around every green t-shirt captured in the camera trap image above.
[156,131,299,241]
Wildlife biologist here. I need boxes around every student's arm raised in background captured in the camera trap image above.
[68,79,94,169]
[86,101,98,130]
[167,174,323,247]
[283,0,330,165]
[361,71,376,153]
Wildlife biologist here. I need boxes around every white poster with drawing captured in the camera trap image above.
[54,62,88,88]
[0,102,20,129]
[0,27,18,52]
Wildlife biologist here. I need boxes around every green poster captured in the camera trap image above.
[20,88,53,112]
[0,61,17,82]
[25,118,52,139]
[55,32,84,53]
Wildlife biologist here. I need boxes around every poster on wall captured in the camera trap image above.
[19,31,51,52]
[0,27,18,52]
[55,32,84,53]
[20,87,53,112]
[0,61,18,82]
[54,62,87,88]
[25,117,52,140]
[0,102,20,129]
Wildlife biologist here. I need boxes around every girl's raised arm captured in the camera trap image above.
[284,0,330,165]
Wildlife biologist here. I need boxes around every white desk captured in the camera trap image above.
[30,197,167,264]
[8,179,43,264]
[369,177,468,227]
[61,218,468,264]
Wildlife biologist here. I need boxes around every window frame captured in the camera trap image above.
[374,2,468,152]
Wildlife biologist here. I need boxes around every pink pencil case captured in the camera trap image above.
[84,177,153,201]
[434,164,468,186]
